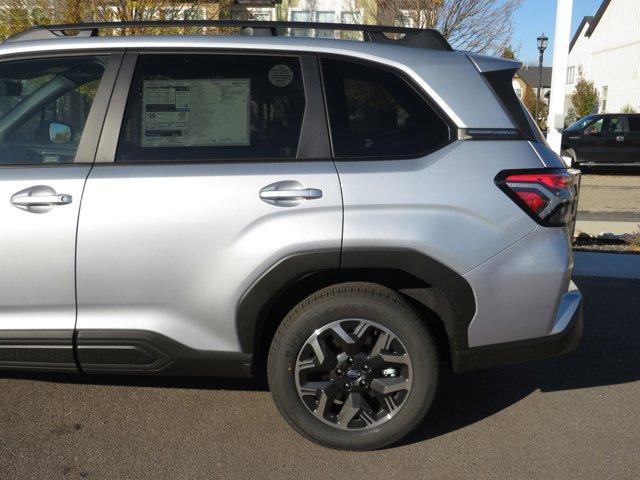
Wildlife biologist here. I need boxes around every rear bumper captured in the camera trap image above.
[452,286,583,372]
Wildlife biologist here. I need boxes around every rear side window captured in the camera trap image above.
[116,54,305,162]
[321,58,450,158]
[628,117,640,133]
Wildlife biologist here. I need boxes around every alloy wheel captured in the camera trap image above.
[294,319,413,430]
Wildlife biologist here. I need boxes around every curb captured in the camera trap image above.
[573,251,640,280]
[575,220,638,237]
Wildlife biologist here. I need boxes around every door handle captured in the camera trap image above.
[259,181,323,207]
[259,189,323,201]
[616,135,625,142]
[10,185,72,213]
[11,194,72,206]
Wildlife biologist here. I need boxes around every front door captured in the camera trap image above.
[581,116,625,163]
[0,53,118,371]
[75,52,342,373]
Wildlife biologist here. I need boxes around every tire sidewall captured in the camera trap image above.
[268,289,438,450]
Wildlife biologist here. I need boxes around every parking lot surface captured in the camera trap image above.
[1,276,639,480]
[578,167,640,222]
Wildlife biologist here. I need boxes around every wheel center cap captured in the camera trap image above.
[345,367,362,381]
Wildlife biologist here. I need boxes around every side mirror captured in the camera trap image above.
[49,122,73,144]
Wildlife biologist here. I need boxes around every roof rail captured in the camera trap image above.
[3,20,453,51]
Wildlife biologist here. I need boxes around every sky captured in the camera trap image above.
[513,0,604,65]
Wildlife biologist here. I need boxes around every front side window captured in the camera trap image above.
[0,56,107,165]
[584,118,604,135]
[116,54,306,163]
[584,117,622,135]
[628,116,640,133]
[565,115,598,132]
[321,58,450,158]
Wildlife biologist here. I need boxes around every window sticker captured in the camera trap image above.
[268,65,294,87]
[141,79,250,147]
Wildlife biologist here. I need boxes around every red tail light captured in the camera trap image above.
[495,169,580,227]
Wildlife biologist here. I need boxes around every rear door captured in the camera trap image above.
[624,115,640,163]
[74,52,342,372]
[0,52,119,371]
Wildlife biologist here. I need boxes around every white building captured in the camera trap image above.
[565,0,640,115]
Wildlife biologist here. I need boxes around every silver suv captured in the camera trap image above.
[0,20,582,450]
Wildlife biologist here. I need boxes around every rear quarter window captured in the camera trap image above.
[321,58,451,159]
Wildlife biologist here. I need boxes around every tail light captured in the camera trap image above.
[495,169,580,227]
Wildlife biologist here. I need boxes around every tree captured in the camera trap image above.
[621,104,637,114]
[0,0,214,39]
[571,73,600,117]
[501,45,517,60]
[522,85,547,129]
[352,0,523,55]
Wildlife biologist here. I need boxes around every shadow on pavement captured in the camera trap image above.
[2,277,638,447]
[1,368,268,392]
[402,276,640,445]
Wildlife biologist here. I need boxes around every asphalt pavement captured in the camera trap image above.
[1,276,639,479]
[577,166,640,222]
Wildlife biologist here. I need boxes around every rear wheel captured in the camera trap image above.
[267,282,439,450]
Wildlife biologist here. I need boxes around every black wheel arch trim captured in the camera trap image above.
[235,248,477,358]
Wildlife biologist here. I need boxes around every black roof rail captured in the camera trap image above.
[3,20,453,51]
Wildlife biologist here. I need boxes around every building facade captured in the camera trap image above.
[565,0,640,115]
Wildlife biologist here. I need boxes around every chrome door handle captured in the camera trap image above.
[259,189,323,200]
[10,185,72,213]
[11,194,72,206]
[616,135,625,142]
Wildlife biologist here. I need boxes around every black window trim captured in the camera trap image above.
[0,50,124,168]
[95,49,331,165]
[318,53,456,161]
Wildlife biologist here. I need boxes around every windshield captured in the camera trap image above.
[565,115,598,132]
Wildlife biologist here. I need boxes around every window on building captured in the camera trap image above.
[515,88,523,99]
[566,66,575,84]
[321,58,450,158]
[340,12,362,40]
[291,11,311,37]
[398,10,415,27]
[115,54,306,163]
[315,11,335,38]
[602,86,608,113]
[252,11,272,21]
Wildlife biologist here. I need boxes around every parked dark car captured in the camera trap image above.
[562,113,640,166]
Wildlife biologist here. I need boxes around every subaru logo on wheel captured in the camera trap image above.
[345,368,361,380]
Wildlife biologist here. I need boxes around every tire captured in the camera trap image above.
[566,149,580,168]
[267,282,439,450]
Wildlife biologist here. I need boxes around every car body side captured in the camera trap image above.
[0,35,579,376]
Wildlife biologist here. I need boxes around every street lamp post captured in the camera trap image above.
[535,33,549,126]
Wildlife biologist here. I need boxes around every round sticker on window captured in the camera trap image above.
[268,64,294,87]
